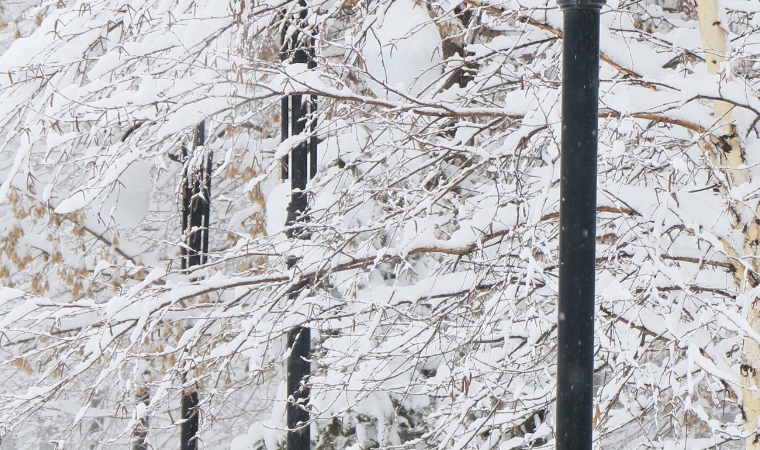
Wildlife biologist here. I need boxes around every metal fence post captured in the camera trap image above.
[555,0,605,448]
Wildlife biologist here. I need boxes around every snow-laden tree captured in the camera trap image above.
[0,0,758,448]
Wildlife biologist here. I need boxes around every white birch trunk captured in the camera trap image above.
[696,1,760,447]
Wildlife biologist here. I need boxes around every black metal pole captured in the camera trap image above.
[281,4,316,450]
[555,0,604,449]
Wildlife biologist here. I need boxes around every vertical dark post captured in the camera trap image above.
[281,3,316,450]
[555,1,604,449]
[180,121,210,450]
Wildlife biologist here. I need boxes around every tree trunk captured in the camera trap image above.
[696,2,760,447]
[131,386,150,450]
[179,121,210,450]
